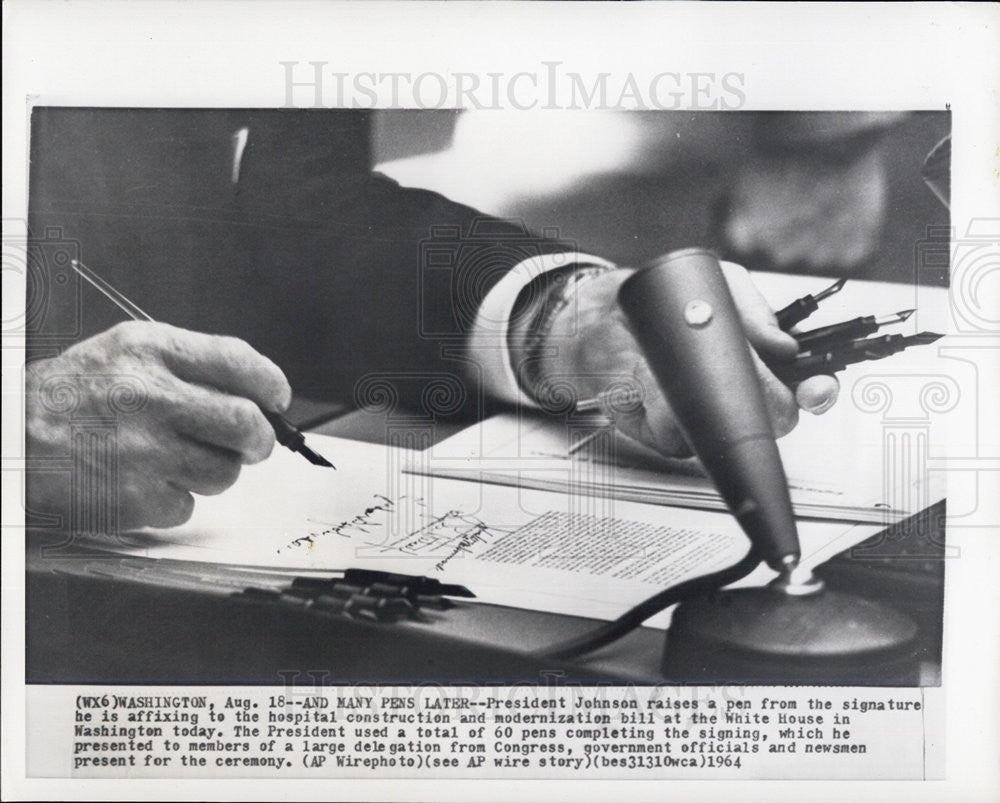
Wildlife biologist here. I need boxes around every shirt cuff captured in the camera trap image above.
[466,252,617,407]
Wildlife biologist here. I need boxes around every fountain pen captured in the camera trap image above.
[775,332,943,384]
[795,309,916,353]
[69,259,335,469]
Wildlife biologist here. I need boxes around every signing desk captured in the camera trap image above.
[26,273,949,686]
[26,406,944,686]
[25,505,945,686]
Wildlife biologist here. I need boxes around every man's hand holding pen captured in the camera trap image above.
[521,263,943,460]
[25,255,939,531]
[516,260,841,459]
[26,321,293,529]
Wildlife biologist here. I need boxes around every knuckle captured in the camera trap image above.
[229,397,261,433]
[121,320,159,345]
[159,324,199,363]
[106,321,142,352]
[109,321,172,363]
[140,368,173,403]
[109,320,142,340]
[142,375,188,423]
[219,334,257,366]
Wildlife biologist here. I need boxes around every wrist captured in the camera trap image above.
[467,250,618,408]
[521,268,638,408]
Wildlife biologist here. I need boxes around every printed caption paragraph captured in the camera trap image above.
[28,685,937,779]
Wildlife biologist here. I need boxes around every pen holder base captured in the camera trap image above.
[661,587,920,684]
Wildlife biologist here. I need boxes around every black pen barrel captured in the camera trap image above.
[262,410,305,450]
[775,334,909,384]
[774,353,848,384]
[775,296,818,330]
[795,316,876,353]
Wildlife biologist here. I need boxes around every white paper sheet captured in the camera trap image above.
[413,410,910,524]
[100,434,880,627]
[412,277,948,525]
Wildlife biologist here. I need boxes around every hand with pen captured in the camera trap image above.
[524,261,841,458]
[26,321,293,529]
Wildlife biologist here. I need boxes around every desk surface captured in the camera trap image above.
[26,403,945,686]
[24,504,945,686]
[25,274,949,685]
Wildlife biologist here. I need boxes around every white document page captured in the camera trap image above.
[98,435,880,627]
[415,408,910,524]
[415,276,948,525]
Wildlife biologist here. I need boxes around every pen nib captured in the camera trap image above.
[905,331,944,346]
[814,277,847,302]
[875,309,917,326]
[298,443,336,468]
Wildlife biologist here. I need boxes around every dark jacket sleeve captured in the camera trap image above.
[26,108,573,412]
[262,171,572,406]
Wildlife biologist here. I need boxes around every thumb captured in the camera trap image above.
[719,260,799,359]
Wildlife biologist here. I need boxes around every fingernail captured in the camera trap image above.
[804,397,836,415]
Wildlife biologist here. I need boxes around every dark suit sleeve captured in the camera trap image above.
[263,171,573,407]
[26,108,576,414]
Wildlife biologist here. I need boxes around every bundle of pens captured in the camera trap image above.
[774,279,942,384]
[575,277,942,419]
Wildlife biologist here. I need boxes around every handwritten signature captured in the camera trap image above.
[277,495,513,562]
[433,521,494,572]
[277,494,401,553]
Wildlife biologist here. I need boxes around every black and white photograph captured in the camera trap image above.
[23,105,952,685]
[3,2,998,801]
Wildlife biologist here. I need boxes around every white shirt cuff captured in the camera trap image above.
[466,252,617,406]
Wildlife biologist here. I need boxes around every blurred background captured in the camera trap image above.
[373,110,950,286]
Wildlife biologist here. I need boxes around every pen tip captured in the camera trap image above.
[877,308,917,325]
[911,331,944,344]
[299,444,336,468]
[815,277,848,301]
